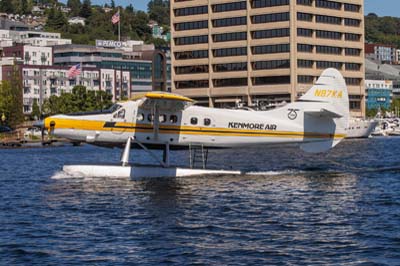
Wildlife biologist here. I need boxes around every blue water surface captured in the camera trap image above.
[0,138,400,265]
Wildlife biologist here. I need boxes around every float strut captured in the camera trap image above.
[121,137,132,167]
[163,143,170,167]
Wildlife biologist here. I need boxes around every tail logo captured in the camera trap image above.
[287,108,299,120]
[314,89,343,98]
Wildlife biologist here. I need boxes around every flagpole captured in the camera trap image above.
[118,8,121,41]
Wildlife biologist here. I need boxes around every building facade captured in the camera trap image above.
[365,79,393,110]
[171,0,365,116]
[53,44,171,99]
[365,43,397,64]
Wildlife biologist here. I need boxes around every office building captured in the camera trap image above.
[365,79,393,110]
[171,0,365,116]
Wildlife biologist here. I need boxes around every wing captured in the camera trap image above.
[136,92,194,112]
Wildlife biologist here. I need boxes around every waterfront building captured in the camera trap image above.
[365,80,393,110]
[3,44,53,65]
[171,0,365,116]
[0,29,72,47]
[1,63,131,114]
[365,43,397,65]
[53,43,171,98]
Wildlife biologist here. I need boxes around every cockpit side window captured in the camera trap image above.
[113,109,125,119]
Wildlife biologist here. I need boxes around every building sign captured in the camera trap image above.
[96,40,126,48]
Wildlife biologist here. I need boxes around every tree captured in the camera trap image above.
[147,0,169,26]
[80,0,92,18]
[0,68,23,128]
[67,0,81,17]
[42,86,113,116]
[31,98,41,120]
[110,0,115,8]
[0,0,15,13]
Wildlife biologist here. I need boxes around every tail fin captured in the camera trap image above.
[299,68,350,153]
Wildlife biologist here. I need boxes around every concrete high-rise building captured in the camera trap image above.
[171,0,365,116]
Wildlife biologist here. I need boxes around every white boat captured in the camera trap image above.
[346,118,378,138]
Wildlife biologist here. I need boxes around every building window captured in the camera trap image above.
[213,32,247,42]
[175,50,208,60]
[297,44,313,53]
[214,78,248,87]
[345,33,361,41]
[344,18,361,27]
[252,12,289,24]
[345,63,361,71]
[213,62,247,72]
[344,3,361,12]
[316,46,342,55]
[174,5,208,16]
[315,0,341,10]
[316,61,342,69]
[212,1,246,12]
[298,75,314,84]
[252,44,290,54]
[175,80,209,89]
[174,35,208,45]
[345,48,361,56]
[175,20,208,31]
[252,28,289,39]
[298,60,313,68]
[297,0,312,6]
[253,76,290,85]
[212,16,247,27]
[213,47,247,57]
[251,0,289,8]
[316,15,342,25]
[297,28,313,37]
[252,60,290,70]
[316,30,342,40]
[297,12,313,22]
[175,65,209,74]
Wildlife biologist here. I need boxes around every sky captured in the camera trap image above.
[62,0,398,16]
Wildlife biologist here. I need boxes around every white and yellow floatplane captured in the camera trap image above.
[40,68,349,179]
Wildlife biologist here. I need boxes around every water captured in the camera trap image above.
[0,138,400,265]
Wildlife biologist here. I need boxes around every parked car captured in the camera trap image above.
[24,127,46,139]
[0,126,12,133]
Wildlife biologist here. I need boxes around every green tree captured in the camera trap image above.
[110,0,115,8]
[0,0,15,13]
[147,0,169,26]
[80,0,92,18]
[31,98,41,119]
[67,0,81,17]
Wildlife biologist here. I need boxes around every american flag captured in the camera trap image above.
[67,63,81,78]
[111,11,120,24]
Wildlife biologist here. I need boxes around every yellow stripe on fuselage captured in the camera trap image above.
[44,118,346,139]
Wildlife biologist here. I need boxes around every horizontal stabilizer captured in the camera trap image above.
[305,108,343,118]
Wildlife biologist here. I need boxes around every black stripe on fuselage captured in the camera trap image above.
[102,122,334,138]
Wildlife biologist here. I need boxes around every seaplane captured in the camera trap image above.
[40,68,349,178]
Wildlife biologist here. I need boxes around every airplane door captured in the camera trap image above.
[111,108,127,135]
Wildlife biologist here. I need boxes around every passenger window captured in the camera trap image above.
[159,114,166,123]
[204,118,211,126]
[147,114,154,122]
[170,115,178,123]
[190,117,198,125]
[137,113,144,121]
[114,109,125,119]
